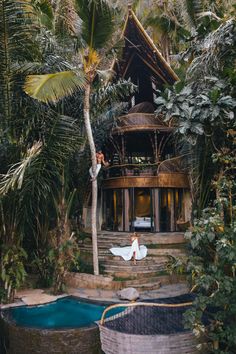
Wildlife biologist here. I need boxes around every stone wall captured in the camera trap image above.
[0,316,102,354]
[65,272,122,290]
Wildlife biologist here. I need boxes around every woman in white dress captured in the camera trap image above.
[110,232,147,265]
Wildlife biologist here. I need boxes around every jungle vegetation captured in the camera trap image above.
[0,1,235,352]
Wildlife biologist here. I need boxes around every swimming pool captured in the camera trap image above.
[8,296,120,329]
[0,297,123,354]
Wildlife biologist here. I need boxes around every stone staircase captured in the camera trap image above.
[79,231,188,292]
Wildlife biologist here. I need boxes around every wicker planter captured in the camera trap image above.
[99,325,199,354]
[99,300,204,354]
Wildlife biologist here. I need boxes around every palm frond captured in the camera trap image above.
[92,79,136,112]
[24,71,85,103]
[54,0,81,36]
[75,0,115,49]
[0,111,84,235]
[187,19,236,79]
[176,0,203,30]
[0,141,42,195]
[0,0,40,133]
[33,0,54,29]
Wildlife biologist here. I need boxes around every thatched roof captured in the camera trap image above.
[112,6,179,86]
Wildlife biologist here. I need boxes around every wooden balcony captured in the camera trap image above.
[103,173,189,189]
[103,157,189,189]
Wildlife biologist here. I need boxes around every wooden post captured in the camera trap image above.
[183,189,192,222]
[170,189,175,231]
[121,134,125,175]
[102,189,106,229]
[153,188,160,232]
[154,130,158,162]
[131,187,135,231]
[98,190,103,231]
[124,189,130,231]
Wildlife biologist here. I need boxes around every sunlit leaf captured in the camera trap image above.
[24,71,85,103]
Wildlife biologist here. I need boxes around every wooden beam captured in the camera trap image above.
[124,189,130,231]
[136,53,168,84]
[103,173,190,189]
[170,189,175,232]
[153,189,160,232]
[128,9,179,82]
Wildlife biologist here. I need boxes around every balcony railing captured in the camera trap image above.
[104,164,157,178]
[103,156,185,179]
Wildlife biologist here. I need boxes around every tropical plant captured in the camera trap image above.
[32,247,55,288]
[0,245,27,303]
[0,0,88,300]
[159,10,236,353]
[154,17,236,213]
[23,0,128,275]
[167,145,236,353]
[49,173,80,294]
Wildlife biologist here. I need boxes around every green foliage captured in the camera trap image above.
[0,245,27,303]
[184,212,236,353]
[75,0,115,49]
[24,71,85,103]
[169,146,236,353]
[155,18,236,213]
[32,236,80,291]
[32,247,55,288]
[0,0,40,136]
[32,0,54,29]
[155,79,236,140]
[91,79,136,115]
[158,13,236,352]
[51,234,80,294]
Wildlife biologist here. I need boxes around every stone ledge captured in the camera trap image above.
[65,272,120,290]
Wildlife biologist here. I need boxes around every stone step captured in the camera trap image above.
[98,232,185,238]
[134,281,162,291]
[103,267,166,276]
[147,248,187,257]
[80,232,186,244]
[80,242,187,250]
[99,255,169,264]
[100,259,167,267]
[98,232,186,243]
[94,239,187,247]
[111,272,185,286]
[102,261,165,269]
[121,273,186,286]
[124,276,163,286]
[81,246,187,258]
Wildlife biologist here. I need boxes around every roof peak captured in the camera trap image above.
[123,8,179,82]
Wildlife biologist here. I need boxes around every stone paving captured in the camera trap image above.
[0,283,189,308]
[0,289,67,309]
[67,282,189,302]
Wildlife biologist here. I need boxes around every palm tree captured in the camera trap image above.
[24,0,116,275]
[0,0,41,139]
[0,0,89,300]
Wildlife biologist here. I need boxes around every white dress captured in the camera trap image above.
[110,238,147,261]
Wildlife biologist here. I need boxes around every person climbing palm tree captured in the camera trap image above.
[24,0,117,275]
[89,149,109,181]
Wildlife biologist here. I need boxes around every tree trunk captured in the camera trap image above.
[83,82,99,275]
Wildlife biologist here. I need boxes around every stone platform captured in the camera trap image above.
[79,231,188,291]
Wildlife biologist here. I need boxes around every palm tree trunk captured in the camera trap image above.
[83,82,99,275]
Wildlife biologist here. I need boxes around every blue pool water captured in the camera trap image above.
[8,297,122,329]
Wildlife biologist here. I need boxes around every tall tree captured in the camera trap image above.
[24,0,116,275]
